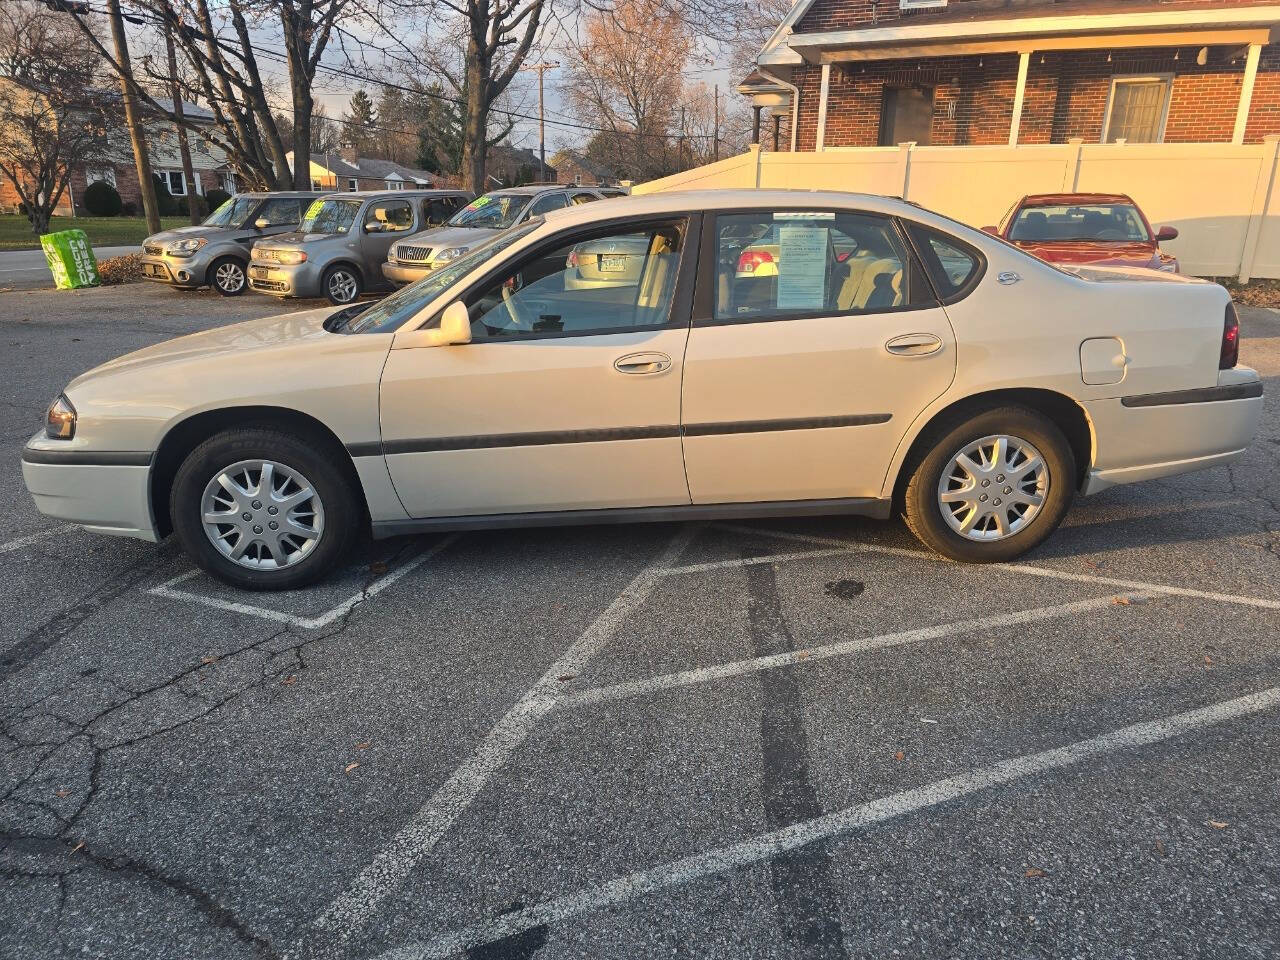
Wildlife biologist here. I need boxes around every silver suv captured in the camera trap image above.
[140,192,322,295]
[382,185,608,287]
[247,190,471,304]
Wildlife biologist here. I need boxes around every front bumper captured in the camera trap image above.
[248,260,323,298]
[1081,371,1263,494]
[139,250,210,288]
[21,437,157,541]
[382,261,432,287]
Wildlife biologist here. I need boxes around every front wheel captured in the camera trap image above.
[323,264,362,305]
[170,427,361,590]
[902,406,1075,563]
[209,256,247,296]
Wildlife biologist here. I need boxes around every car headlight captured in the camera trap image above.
[45,394,76,440]
[434,247,467,263]
[274,250,307,265]
[169,237,207,256]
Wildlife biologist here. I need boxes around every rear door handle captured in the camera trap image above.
[614,351,672,375]
[885,334,943,357]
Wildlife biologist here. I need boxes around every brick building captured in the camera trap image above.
[551,149,619,186]
[739,0,1280,151]
[0,95,236,216]
[293,149,447,192]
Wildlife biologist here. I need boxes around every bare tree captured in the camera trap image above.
[0,2,111,236]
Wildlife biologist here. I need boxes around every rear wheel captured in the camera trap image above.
[323,264,361,305]
[209,256,247,296]
[170,426,360,590]
[902,406,1075,563]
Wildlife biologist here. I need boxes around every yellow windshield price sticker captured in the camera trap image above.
[304,200,325,220]
[468,195,491,208]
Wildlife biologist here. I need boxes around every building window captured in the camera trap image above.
[1103,75,1172,143]
[223,173,236,194]
[879,87,934,147]
[347,178,359,191]
[161,169,187,196]
[85,168,116,188]
[385,179,404,190]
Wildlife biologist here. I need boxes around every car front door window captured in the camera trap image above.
[257,198,304,228]
[465,222,685,338]
[528,193,569,217]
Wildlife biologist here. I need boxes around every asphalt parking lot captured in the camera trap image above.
[2,281,1279,960]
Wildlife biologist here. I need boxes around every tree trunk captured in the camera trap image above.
[165,26,201,225]
[460,34,489,192]
[292,86,313,190]
[107,0,160,233]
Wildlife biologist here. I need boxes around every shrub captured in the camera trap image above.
[97,254,143,285]
[151,174,178,216]
[205,188,231,211]
[82,179,122,217]
[121,201,137,216]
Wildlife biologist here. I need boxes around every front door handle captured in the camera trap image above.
[614,351,672,375]
[885,333,944,357]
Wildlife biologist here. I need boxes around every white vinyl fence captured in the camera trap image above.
[633,137,1280,281]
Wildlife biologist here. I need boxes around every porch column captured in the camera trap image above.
[772,114,781,152]
[1008,51,1031,146]
[816,63,832,151]
[1234,42,1263,145]
[752,105,762,145]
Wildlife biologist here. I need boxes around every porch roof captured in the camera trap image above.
[762,3,1280,65]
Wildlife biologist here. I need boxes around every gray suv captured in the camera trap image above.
[248,189,471,304]
[140,192,322,295]
[382,185,608,287]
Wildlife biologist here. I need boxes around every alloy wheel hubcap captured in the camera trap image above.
[937,434,1048,542]
[329,271,357,302]
[200,459,324,569]
[216,263,244,291]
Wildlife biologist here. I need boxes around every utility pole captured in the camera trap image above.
[521,61,559,180]
[713,85,721,162]
[678,106,686,170]
[163,24,200,224]
[106,0,160,232]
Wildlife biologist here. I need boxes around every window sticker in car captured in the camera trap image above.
[467,196,492,208]
[775,224,828,310]
[304,199,325,220]
[774,211,835,220]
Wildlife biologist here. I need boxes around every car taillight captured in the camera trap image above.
[737,250,774,273]
[1220,301,1239,369]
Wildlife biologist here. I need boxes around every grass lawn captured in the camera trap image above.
[0,215,190,251]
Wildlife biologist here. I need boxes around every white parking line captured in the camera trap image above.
[146,535,460,630]
[293,524,699,957]
[0,524,77,555]
[559,591,1150,712]
[377,683,1280,960]
[715,524,1280,611]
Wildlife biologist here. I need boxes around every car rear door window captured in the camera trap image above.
[711,211,930,322]
[903,222,983,300]
[425,197,458,225]
[465,220,687,338]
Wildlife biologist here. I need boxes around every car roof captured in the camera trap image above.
[1018,192,1135,206]
[486,184,586,197]
[236,191,324,199]
[317,189,469,200]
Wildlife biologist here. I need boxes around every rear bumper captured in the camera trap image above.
[1082,373,1263,494]
[382,262,430,286]
[21,438,157,541]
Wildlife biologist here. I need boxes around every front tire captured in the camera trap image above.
[209,256,247,296]
[170,426,360,590]
[323,264,362,305]
[902,406,1075,563]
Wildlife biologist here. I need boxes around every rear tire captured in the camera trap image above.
[323,264,362,305]
[209,256,247,296]
[902,406,1075,563]
[170,426,360,590]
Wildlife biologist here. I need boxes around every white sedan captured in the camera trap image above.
[22,191,1263,589]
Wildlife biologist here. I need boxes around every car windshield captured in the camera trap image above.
[1009,203,1150,243]
[300,198,363,235]
[341,222,540,334]
[446,193,531,230]
[202,196,258,228]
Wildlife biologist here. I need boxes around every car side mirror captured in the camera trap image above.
[1156,225,1179,241]
[395,301,473,349]
[364,222,382,233]
[254,217,269,230]
[980,225,1000,236]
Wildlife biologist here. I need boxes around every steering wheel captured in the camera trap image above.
[500,275,532,331]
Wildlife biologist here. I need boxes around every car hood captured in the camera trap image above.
[69,305,337,388]
[144,224,252,246]
[397,224,497,253]
[1012,240,1162,268]
[262,232,341,248]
